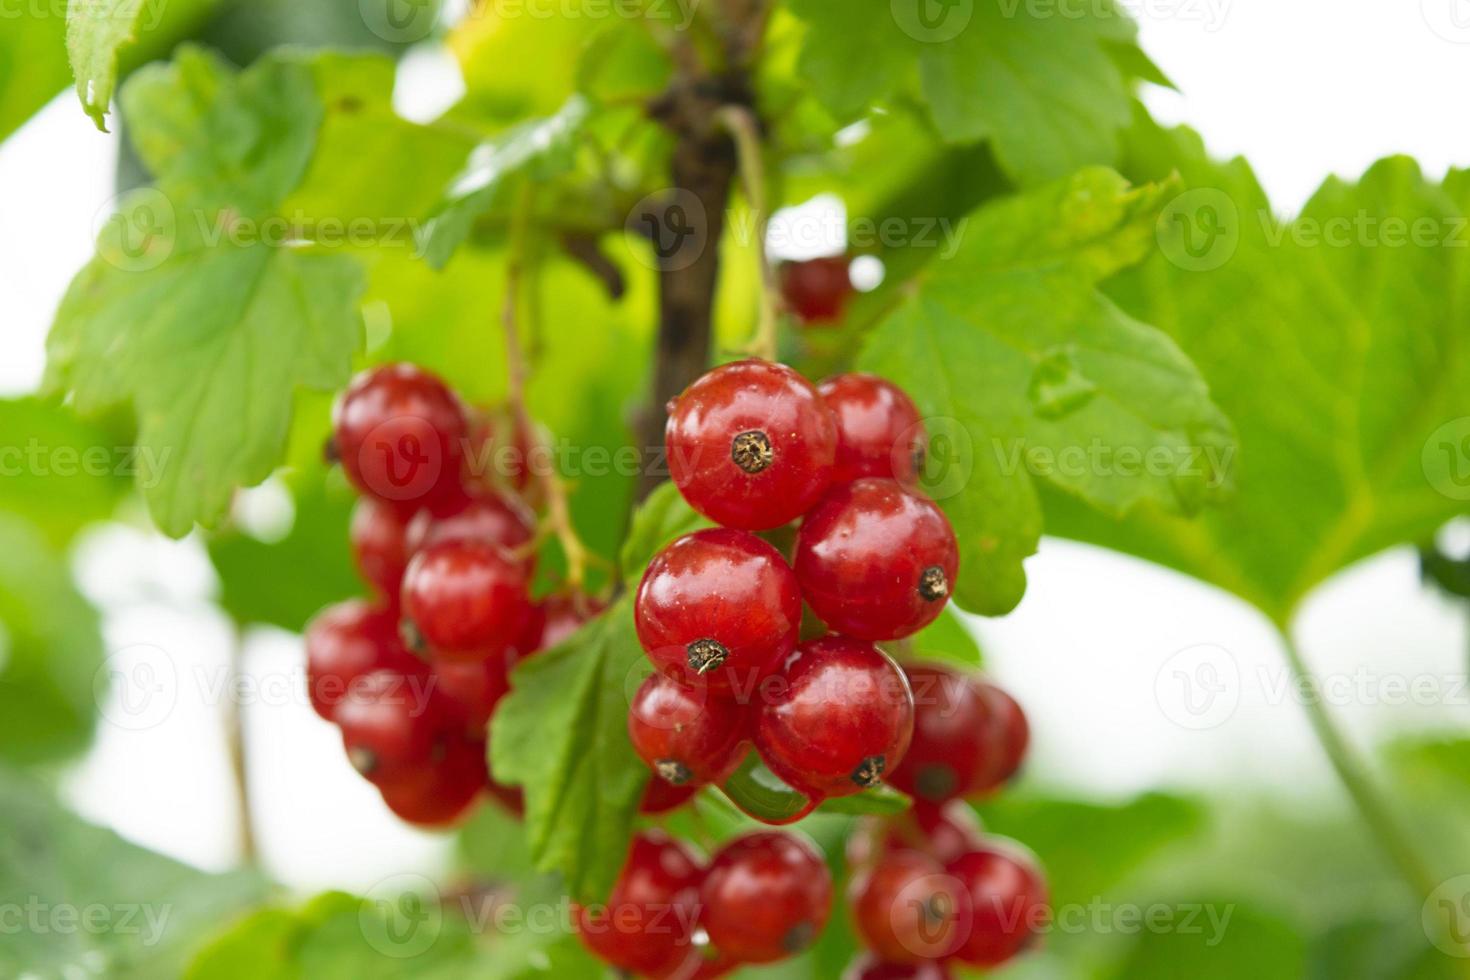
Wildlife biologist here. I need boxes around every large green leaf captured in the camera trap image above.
[0,3,68,143]
[1105,901,1307,980]
[0,766,265,978]
[858,168,1236,614]
[0,516,105,768]
[0,397,131,546]
[1047,117,1470,622]
[490,598,649,903]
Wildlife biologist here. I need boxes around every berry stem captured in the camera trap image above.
[224,630,258,866]
[502,186,595,590]
[717,104,779,362]
[1278,627,1468,964]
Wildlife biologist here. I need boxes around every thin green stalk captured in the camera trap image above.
[716,104,779,361]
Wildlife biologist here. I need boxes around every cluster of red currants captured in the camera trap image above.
[302,364,611,826]
[845,663,1045,977]
[580,829,834,979]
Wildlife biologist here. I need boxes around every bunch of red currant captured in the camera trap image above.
[303,363,616,826]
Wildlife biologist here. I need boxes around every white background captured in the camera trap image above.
[0,0,1466,892]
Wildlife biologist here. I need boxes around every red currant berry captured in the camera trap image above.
[401,539,531,660]
[946,842,1048,968]
[843,955,952,980]
[850,849,971,963]
[641,776,699,814]
[405,486,534,557]
[336,669,447,785]
[818,373,926,486]
[889,665,1028,804]
[629,673,748,787]
[700,831,833,964]
[794,479,958,641]
[304,601,426,721]
[635,529,801,693]
[349,497,411,602]
[378,736,487,827]
[754,636,913,799]
[577,831,703,976]
[665,360,837,530]
[332,364,468,516]
[517,592,604,655]
[779,256,853,324]
[432,646,518,737]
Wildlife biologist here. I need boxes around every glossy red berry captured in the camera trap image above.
[629,673,748,787]
[850,849,971,963]
[401,539,531,660]
[336,669,447,785]
[946,842,1049,968]
[889,665,1028,804]
[700,831,833,964]
[577,831,703,976]
[432,647,517,737]
[779,256,853,324]
[640,776,699,815]
[754,636,913,799]
[635,529,801,693]
[349,497,411,602]
[665,360,837,530]
[404,486,534,557]
[794,479,958,641]
[304,601,426,721]
[818,373,926,486]
[843,955,952,980]
[332,364,468,516]
[377,736,487,828]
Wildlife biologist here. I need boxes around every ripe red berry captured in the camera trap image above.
[349,497,410,602]
[794,479,958,641]
[665,360,837,530]
[335,669,447,785]
[577,831,703,976]
[640,776,699,815]
[377,736,488,828]
[818,373,926,486]
[889,665,1029,804]
[400,539,531,660]
[850,849,972,963]
[332,364,468,516]
[779,256,853,324]
[404,486,534,557]
[754,636,914,799]
[635,529,802,693]
[946,842,1049,968]
[629,673,748,787]
[843,955,952,980]
[304,601,426,721]
[432,646,518,737]
[701,831,833,964]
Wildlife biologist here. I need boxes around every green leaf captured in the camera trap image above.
[1105,901,1306,980]
[0,398,131,546]
[858,168,1236,614]
[0,515,104,768]
[617,480,714,581]
[490,599,649,902]
[419,95,594,269]
[45,48,375,538]
[785,0,914,120]
[0,766,265,979]
[719,751,817,824]
[0,4,69,143]
[1050,117,1470,622]
[67,0,154,130]
[817,784,912,817]
[901,605,983,668]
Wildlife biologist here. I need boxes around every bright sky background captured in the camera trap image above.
[0,0,1466,891]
